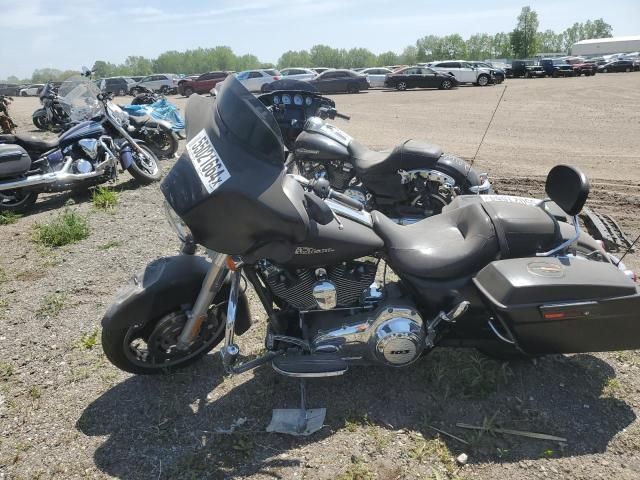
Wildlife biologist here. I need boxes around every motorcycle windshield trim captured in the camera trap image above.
[213,75,285,165]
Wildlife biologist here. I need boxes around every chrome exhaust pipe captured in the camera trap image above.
[0,158,103,192]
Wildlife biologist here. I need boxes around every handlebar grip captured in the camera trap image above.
[335,112,351,121]
[328,189,363,210]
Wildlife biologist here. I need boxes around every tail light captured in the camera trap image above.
[273,76,281,81]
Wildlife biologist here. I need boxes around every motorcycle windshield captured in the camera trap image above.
[57,76,102,123]
[214,74,284,165]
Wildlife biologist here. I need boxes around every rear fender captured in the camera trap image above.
[101,255,251,334]
[435,154,486,192]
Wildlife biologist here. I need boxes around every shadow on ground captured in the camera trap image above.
[77,349,634,479]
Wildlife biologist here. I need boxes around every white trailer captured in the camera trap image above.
[572,35,640,56]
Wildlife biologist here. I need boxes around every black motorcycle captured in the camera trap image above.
[102,76,639,434]
[32,81,69,132]
[258,79,491,221]
[0,76,161,213]
[0,95,17,134]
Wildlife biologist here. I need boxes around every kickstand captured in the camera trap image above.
[266,378,326,436]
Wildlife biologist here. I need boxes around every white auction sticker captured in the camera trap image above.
[186,129,230,194]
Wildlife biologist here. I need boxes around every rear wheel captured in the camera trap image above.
[347,83,359,94]
[396,81,407,91]
[145,127,179,159]
[0,189,38,213]
[127,143,162,184]
[625,67,631,72]
[32,111,48,130]
[118,88,126,96]
[183,86,194,97]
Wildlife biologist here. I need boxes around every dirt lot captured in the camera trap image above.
[1,73,640,480]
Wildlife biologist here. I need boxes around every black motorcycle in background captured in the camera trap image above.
[259,79,491,222]
[0,75,161,213]
[32,81,68,131]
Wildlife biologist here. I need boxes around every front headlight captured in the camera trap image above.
[164,201,193,243]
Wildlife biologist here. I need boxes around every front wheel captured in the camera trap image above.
[32,110,48,131]
[439,79,453,90]
[102,306,226,375]
[127,143,162,184]
[396,81,407,91]
[477,74,489,86]
[347,83,359,94]
[0,189,38,213]
[183,86,194,97]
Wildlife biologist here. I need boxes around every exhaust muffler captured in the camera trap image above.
[0,158,103,192]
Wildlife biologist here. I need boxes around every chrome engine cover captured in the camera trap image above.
[311,303,425,367]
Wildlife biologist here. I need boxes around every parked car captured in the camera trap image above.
[597,60,635,73]
[428,61,494,86]
[523,66,548,78]
[360,67,393,88]
[129,76,144,82]
[19,84,45,96]
[308,69,369,93]
[99,77,135,96]
[468,62,505,83]
[572,62,598,76]
[0,84,21,96]
[280,68,317,81]
[312,67,333,74]
[384,66,458,90]
[540,59,575,77]
[235,69,281,93]
[178,71,229,97]
[130,74,179,94]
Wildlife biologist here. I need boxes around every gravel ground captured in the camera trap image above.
[1,73,640,480]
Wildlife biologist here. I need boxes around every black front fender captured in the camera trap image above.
[102,255,251,334]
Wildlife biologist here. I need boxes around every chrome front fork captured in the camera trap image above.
[220,269,241,371]
[176,252,229,350]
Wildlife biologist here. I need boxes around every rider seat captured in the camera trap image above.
[0,134,58,153]
[349,140,442,176]
[372,203,499,278]
[128,115,152,127]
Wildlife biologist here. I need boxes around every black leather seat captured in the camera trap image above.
[349,139,442,176]
[0,134,58,153]
[372,203,499,279]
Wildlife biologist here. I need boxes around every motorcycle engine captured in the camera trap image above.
[72,159,94,174]
[259,259,377,311]
[300,159,354,191]
[309,302,425,367]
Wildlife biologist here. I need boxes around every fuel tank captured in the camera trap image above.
[294,129,350,163]
[286,215,384,268]
[59,121,105,149]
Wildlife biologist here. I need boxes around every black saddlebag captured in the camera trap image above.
[0,144,30,177]
[474,257,640,354]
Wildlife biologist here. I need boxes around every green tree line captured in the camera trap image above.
[2,7,613,83]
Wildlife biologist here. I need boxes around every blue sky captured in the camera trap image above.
[0,0,638,78]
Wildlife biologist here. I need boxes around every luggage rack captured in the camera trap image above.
[581,208,635,253]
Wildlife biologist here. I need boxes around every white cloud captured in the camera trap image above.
[0,2,68,28]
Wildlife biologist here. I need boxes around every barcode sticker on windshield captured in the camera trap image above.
[186,129,230,194]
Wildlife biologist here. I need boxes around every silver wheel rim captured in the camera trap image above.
[135,148,159,175]
[478,76,488,86]
[442,81,450,89]
[398,82,406,90]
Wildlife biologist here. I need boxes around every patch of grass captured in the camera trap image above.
[32,208,89,247]
[0,361,14,380]
[29,386,42,399]
[344,413,373,432]
[0,211,21,225]
[602,377,622,397]
[541,448,555,458]
[92,186,118,210]
[97,239,122,250]
[36,292,66,318]
[76,329,98,350]
[410,435,455,474]
[337,457,375,480]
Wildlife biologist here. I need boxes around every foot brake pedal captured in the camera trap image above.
[272,353,348,378]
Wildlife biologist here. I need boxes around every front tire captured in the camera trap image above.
[127,143,162,184]
[396,81,407,91]
[183,86,194,97]
[439,79,453,90]
[477,74,489,86]
[347,83,359,94]
[32,111,48,131]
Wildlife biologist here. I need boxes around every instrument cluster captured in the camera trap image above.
[272,93,314,107]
